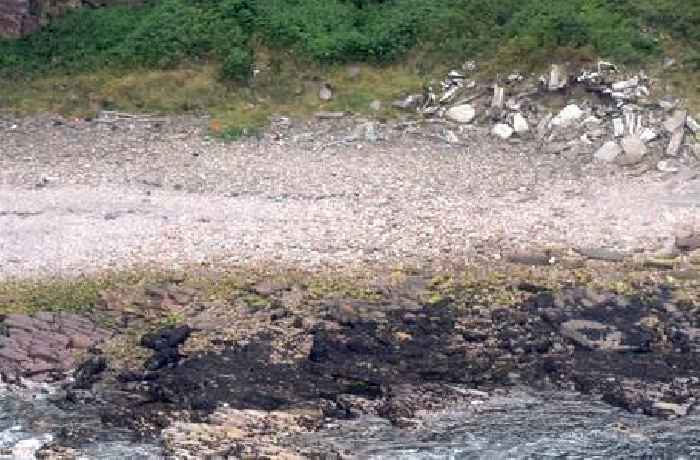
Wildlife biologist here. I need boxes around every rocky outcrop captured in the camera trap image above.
[0,0,142,38]
[0,312,108,382]
[0,0,40,38]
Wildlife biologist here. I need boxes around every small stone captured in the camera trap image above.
[364,122,378,143]
[392,94,423,111]
[12,438,46,460]
[686,115,700,134]
[445,104,476,124]
[594,141,622,162]
[512,113,529,134]
[443,129,460,144]
[574,247,626,262]
[463,60,477,72]
[369,100,382,111]
[315,111,347,119]
[492,123,514,139]
[507,251,553,266]
[319,83,333,101]
[640,128,657,143]
[651,401,689,418]
[551,104,584,127]
[644,257,677,269]
[618,135,647,165]
[657,160,680,173]
[676,233,700,252]
[612,76,639,91]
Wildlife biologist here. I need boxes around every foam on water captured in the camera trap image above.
[304,389,700,459]
[0,384,162,459]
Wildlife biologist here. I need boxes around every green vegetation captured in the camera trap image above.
[0,276,112,314]
[0,0,698,124]
[0,0,679,77]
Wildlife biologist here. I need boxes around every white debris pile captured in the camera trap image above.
[389,60,698,170]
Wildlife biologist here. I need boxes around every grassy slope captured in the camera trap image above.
[0,0,698,130]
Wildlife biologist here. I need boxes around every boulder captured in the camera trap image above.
[319,83,333,101]
[512,113,529,134]
[0,313,108,382]
[560,320,629,351]
[445,104,476,124]
[551,104,584,127]
[594,141,622,162]
[618,135,647,165]
[492,123,514,139]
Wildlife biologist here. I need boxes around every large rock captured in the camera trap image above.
[594,141,622,162]
[445,104,476,124]
[618,135,647,165]
[492,123,514,139]
[551,104,584,127]
[560,320,628,351]
[0,312,108,382]
[512,113,529,134]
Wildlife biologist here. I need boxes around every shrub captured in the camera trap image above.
[221,47,254,82]
[0,0,696,80]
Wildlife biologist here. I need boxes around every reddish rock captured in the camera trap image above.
[0,312,108,382]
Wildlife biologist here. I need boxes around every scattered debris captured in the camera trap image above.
[372,60,697,172]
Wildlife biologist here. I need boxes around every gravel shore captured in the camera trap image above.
[1,114,699,279]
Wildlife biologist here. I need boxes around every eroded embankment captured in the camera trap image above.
[1,261,699,457]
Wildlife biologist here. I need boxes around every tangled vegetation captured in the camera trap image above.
[0,0,698,81]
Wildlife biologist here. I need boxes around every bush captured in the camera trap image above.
[221,47,254,81]
[0,0,697,80]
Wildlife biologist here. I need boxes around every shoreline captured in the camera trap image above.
[1,260,699,456]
